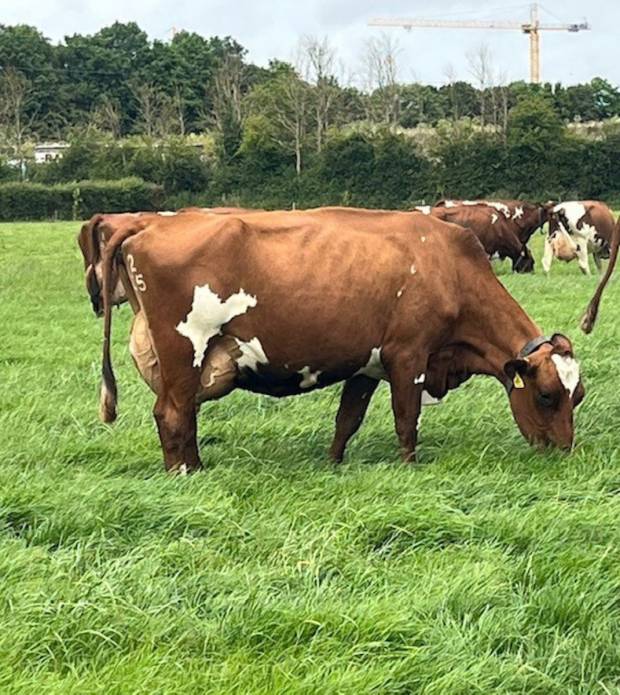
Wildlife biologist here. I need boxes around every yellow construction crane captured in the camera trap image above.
[369,3,589,83]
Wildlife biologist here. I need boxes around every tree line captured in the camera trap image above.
[0,22,619,211]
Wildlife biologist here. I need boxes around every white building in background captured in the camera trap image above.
[34,142,70,164]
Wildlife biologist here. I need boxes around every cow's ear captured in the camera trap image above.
[550,333,573,357]
[504,358,534,387]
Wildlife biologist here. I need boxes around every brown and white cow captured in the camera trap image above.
[421,199,549,273]
[85,208,584,473]
[581,214,620,333]
[542,201,616,275]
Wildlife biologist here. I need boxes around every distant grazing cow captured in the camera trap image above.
[421,199,548,272]
[83,207,584,472]
[542,201,616,275]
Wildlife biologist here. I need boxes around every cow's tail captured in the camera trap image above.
[580,215,620,334]
[100,223,144,422]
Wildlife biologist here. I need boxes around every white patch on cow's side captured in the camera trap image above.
[553,201,586,225]
[410,264,417,275]
[491,213,499,224]
[415,205,431,214]
[551,355,580,397]
[355,347,386,380]
[512,206,524,220]
[176,284,257,368]
[234,337,269,372]
[298,366,321,388]
[414,373,425,384]
[157,211,177,216]
[396,288,404,298]
[487,202,511,218]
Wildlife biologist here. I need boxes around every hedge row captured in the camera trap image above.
[0,178,164,221]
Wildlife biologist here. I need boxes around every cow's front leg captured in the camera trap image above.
[386,356,427,463]
[541,236,554,274]
[329,375,379,463]
[154,390,202,474]
[576,244,591,275]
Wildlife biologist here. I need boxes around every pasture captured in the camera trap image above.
[1,220,620,694]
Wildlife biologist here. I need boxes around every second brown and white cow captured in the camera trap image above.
[542,201,616,275]
[421,199,549,273]
[88,208,584,473]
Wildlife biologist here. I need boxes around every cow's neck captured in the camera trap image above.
[455,279,541,385]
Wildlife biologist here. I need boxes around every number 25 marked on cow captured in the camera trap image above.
[127,254,147,292]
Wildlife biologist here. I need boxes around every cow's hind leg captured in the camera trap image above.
[593,250,603,272]
[576,244,591,275]
[542,237,554,274]
[329,375,379,463]
[154,389,202,474]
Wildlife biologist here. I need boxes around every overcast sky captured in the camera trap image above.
[5,1,616,87]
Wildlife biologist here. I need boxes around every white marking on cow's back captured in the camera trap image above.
[462,200,478,206]
[355,347,386,380]
[234,337,269,372]
[176,284,257,368]
[414,373,425,384]
[415,205,431,214]
[157,211,177,216]
[491,213,498,224]
[551,354,580,397]
[298,366,321,388]
[512,206,524,220]
[396,288,404,298]
[444,200,457,208]
[421,236,426,242]
[486,201,511,218]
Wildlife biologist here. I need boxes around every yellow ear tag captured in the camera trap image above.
[513,374,525,389]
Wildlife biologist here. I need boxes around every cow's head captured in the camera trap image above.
[77,215,130,315]
[512,245,535,273]
[504,334,584,450]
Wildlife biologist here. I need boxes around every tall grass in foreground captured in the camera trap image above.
[0,222,619,693]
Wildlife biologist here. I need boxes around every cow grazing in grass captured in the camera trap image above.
[542,201,616,275]
[83,208,584,473]
[423,199,549,273]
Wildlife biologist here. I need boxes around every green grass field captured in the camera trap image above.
[1,221,620,694]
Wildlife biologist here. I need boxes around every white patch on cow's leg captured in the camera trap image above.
[421,391,441,405]
[298,366,321,388]
[551,355,580,397]
[542,237,554,274]
[355,347,386,380]
[413,373,425,384]
[176,284,257,367]
[234,337,269,372]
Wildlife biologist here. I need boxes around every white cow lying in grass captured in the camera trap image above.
[542,201,615,275]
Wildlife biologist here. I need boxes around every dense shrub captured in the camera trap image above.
[0,178,163,221]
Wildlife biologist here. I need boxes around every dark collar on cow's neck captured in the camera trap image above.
[506,335,552,394]
[518,335,552,359]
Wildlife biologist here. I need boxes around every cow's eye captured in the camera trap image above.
[537,392,555,408]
